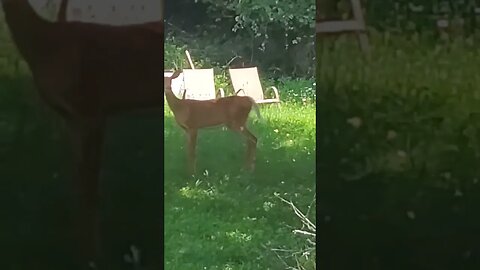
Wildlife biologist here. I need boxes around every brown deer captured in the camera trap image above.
[164,71,261,175]
[2,0,163,268]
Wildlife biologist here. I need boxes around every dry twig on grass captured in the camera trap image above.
[272,192,316,270]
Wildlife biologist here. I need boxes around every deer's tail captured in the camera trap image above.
[248,97,262,121]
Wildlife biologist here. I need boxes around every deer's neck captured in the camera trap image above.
[2,0,53,62]
[164,87,183,113]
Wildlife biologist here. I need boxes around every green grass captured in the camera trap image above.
[164,94,316,268]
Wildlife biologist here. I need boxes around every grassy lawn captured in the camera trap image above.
[164,88,316,268]
[0,74,315,269]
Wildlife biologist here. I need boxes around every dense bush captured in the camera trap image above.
[166,0,315,78]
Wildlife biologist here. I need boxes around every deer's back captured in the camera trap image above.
[176,96,253,128]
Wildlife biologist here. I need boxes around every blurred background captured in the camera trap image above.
[317,0,480,269]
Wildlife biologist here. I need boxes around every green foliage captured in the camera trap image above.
[169,0,316,77]
[164,37,214,71]
[363,0,480,34]
[275,76,316,104]
[164,37,189,70]
[200,0,315,47]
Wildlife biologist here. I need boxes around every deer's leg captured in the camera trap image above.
[67,116,106,267]
[241,127,258,171]
[229,123,257,172]
[186,128,198,175]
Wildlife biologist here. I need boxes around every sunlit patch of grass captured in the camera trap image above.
[225,230,253,243]
[179,183,218,200]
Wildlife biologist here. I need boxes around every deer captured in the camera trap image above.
[2,0,164,268]
[164,70,261,175]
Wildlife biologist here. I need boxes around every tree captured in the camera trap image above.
[198,0,316,76]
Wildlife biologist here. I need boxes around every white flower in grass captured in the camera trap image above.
[387,130,397,140]
[347,117,362,128]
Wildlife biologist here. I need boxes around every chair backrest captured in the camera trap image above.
[229,67,264,101]
[164,71,184,98]
[183,68,216,100]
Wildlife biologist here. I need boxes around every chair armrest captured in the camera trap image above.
[266,86,280,100]
[234,88,246,96]
[217,88,225,98]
